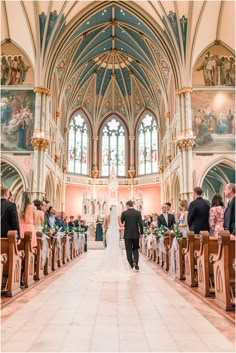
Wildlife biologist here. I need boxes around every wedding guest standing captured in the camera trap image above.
[1,186,20,239]
[95,215,103,241]
[178,200,189,236]
[223,183,235,235]
[19,191,37,247]
[209,194,225,236]
[33,199,45,232]
[158,203,175,229]
[188,187,210,234]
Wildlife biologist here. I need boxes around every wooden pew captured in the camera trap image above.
[1,231,24,296]
[194,232,218,297]
[35,232,46,280]
[44,233,53,275]
[62,235,71,264]
[184,232,200,287]
[159,231,171,272]
[18,232,36,287]
[210,231,235,311]
[1,254,7,291]
[169,233,187,280]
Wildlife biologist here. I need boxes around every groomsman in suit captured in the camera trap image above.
[188,187,210,234]
[1,185,20,239]
[121,200,143,271]
[223,183,235,235]
[158,203,175,229]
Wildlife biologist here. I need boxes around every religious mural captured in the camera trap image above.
[192,90,235,152]
[1,90,35,151]
[1,55,30,85]
[193,44,235,87]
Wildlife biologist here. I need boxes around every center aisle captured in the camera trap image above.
[1,250,234,352]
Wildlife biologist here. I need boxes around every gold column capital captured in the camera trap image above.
[175,87,192,96]
[128,169,136,178]
[159,165,164,174]
[165,112,170,119]
[34,86,51,96]
[176,137,195,151]
[31,137,49,151]
[91,169,99,178]
[92,136,99,141]
[62,165,68,174]
[54,154,60,164]
[129,136,135,141]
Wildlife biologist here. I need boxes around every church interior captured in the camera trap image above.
[1,0,235,352]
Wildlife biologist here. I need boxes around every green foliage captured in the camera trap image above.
[172,223,182,239]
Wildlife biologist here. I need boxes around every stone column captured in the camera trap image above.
[128,136,135,172]
[175,87,194,202]
[91,136,99,178]
[32,87,51,200]
[31,137,49,200]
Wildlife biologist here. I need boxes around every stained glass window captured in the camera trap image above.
[138,113,158,175]
[68,112,89,175]
[101,117,126,177]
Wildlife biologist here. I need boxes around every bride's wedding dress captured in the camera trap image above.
[91,206,132,282]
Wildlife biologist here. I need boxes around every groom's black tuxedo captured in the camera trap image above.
[121,208,143,268]
[121,208,143,239]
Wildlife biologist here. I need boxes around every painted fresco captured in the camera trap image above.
[1,90,35,151]
[192,90,235,152]
[1,55,30,85]
[193,45,235,86]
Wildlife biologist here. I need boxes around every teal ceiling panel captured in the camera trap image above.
[115,6,156,42]
[118,26,155,65]
[70,6,112,42]
[80,39,112,65]
[101,70,112,96]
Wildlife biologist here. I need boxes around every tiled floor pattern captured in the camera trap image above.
[1,250,235,352]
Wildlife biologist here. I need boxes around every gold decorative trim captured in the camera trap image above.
[166,154,172,163]
[175,87,192,96]
[159,165,164,174]
[165,112,170,119]
[56,111,60,119]
[34,86,51,96]
[128,169,136,178]
[54,154,60,164]
[31,137,49,151]
[62,165,68,174]
[91,169,99,178]
[176,137,195,151]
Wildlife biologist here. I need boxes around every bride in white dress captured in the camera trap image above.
[91,205,132,282]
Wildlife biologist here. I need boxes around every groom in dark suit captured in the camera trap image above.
[121,200,143,271]
[223,183,235,235]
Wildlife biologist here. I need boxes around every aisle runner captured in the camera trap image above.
[88,240,125,250]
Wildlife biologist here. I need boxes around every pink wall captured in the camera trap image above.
[134,185,161,215]
[65,185,91,217]
[65,183,161,217]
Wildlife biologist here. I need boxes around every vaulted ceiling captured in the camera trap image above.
[1,1,235,126]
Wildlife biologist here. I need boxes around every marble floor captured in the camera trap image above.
[1,250,235,352]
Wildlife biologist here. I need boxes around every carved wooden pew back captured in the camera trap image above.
[1,231,24,296]
[195,232,218,297]
[18,232,36,287]
[210,231,235,311]
[184,232,200,287]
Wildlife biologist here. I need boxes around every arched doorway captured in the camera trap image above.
[201,162,235,202]
[0,161,26,204]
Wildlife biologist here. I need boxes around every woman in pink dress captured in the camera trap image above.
[19,191,37,247]
[209,194,225,236]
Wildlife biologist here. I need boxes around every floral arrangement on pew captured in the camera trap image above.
[157,224,169,237]
[172,223,183,241]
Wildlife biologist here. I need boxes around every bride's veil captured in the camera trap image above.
[90,205,132,282]
[106,205,119,251]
